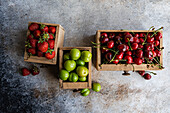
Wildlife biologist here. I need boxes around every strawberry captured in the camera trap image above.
[40,24,48,32]
[33,30,41,38]
[48,40,54,49]
[49,27,56,34]
[21,68,30,76]
[30,39,38,48]
[38,33,50,43]
[31,66,40,76]
[28,48,36,55]
[49,33,54,39]
[28,23,39,31]
[37,51,44,57]
[27,34,34,40]
[38,42,48,52]
[45,50,55,59]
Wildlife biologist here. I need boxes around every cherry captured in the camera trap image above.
[147,37,154,43]
[138,44,143,49]
[101,33,108,38]
[154,40,159,46]
[139,33,145,38]
[133,37,140,43]
[125,51,132,56]
[118,44,127,52]
[136,49,143,58]
[137,71,145,76]
[124,32,130,36]
[155,32,162,40]
[126,45,129,51]
[152,50,157,58]
[124,34,134,43]
[114,36,121,41]
[144,50,153,60]
[134,33,139,38]
[155,49,161,57]
[109,33,115,39]
[101,37,109,44]
[124,55,133,64]
[134,58,143,65]
[101,47,109,53]
[112,59,119,64]
[116,52,124,60]
[105,52,113,61]
[107,40,114,49]
[141,57,145,63]
[139,38,144,43]
[131,43,138,50]
[118,33,123,37]
[144,43,154,51]
[144,73,151,80]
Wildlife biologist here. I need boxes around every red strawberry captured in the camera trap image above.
[21,68,31,76]
[48,33,54,39]
[30,39,38,48]
[27,34,34,40]
[49,27,56,34]
[33,30,41,38]
[45,50,55,59]
[48,40,55,49]
[37,51,44,57]
[28,48,36,55]
[28,23,39,31]
[40,24,48,32]
[31,66,40,76]
[38,42,48,52]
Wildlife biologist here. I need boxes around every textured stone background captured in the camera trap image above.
[1,0,170,113]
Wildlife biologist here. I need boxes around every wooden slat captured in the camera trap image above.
[24,22,65,65]
[96,30,163,71]
[62,82,89,89]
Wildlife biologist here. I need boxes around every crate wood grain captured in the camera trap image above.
[24,22,65,65]
[96,30,163,71]
[59,47,92,89]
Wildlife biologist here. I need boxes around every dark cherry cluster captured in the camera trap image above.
[100,31,162,65]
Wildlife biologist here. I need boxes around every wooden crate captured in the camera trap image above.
[96,30,163,71]
[24,22,65,65]
[59,47,92,89]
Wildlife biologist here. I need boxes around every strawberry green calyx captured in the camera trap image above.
[38,33,50,43]
[46,48,54,55]
[51,33,55,38]
[32,66,39,73]
[25,41,32,48]
[40,24,46,29]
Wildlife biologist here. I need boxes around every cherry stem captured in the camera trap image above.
[110,50,119,63]
[155,56,160,64]
[93,46,107,48]
[105,48,117,52]
[142,26,154,45]
[150,27,164,38]
[148,71,157,75]
[127,39,132,51]
[131,64,135,72]
[91,41,100,45]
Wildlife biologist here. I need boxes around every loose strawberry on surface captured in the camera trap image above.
[21,68,31,76]
[31,66,40,76]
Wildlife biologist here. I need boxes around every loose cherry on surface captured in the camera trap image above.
[107,40,114,49]
[101,47,109,53]
[124,55,133,64]
[101,33,108,38]
[154,40,160,46]
[105,52,113,61]
[131,43,138,50]
[134,58,143,65]
[155,49,161,57]
[101,37,109,44]
[118,44,127,52]
[125,51,132,56]
[138,44,143,49]
[155,32,162,40]
[135,49,143,58]
[137,71,145,76]
[109,33,116,39]
[139,38,144,43]
[144,73,151,80]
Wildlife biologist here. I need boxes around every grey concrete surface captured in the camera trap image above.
[1,0,170,113]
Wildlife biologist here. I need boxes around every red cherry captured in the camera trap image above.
[136,49,143,58]
[114,36,121,41]
[124,32,130,36]
[144,73,151,80]
[118,33,123,37]
[112,59,119,64]
[134,34,139,38]
[101,33,108,38]
[138,44,143,49]
[125,51,132,56]
[101,37,109,44]
[109,33,115,39]
[144,43,154,51]
[154,40,160,46]
[144,50,153,60]
[134,58,143,65]
[133,37,140,43]
[107,40,114,49]
[101,47,109,53]
[155,50,161,57]
[147,37,154,43]
[139,33,145,38]
[131,43,138,50]
[152,50,157,58]
[126,45,129,51]
[139,38,144,43]
[124,34,134,43]
[118,44,127,52]
[137,71,145,76]
[124,55,133,64]
[116,52,124,60]
[105,52,113,61]
[155,32,162,40]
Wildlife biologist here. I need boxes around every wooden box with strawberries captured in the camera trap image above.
[59,47,92,89]
[95,28,163,71]
[24,22,65,64]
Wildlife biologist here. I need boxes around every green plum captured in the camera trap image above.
[70,48,81,60]
[92,83,101,92]
[59,69,69,81]
[81,51,92,62]
[79,76,87,82]
[64,53,70,61]
[76,59,85,66]
[80,88,90,96]
[64,60,76,71]
[69,72,78,82]
[76,66,89,77]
